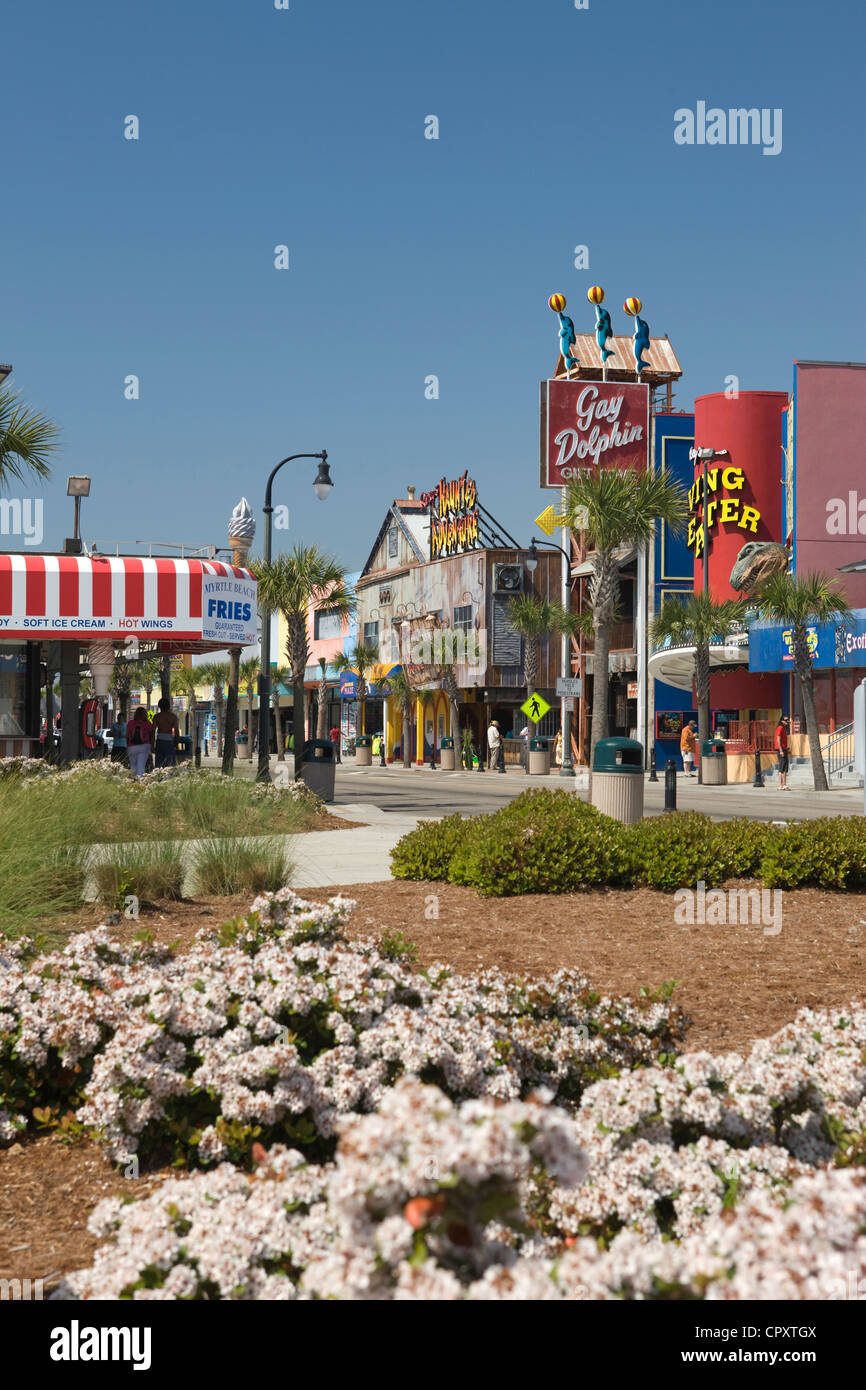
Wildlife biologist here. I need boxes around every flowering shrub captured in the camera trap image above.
[0,888,683,1165]
[0,757,51,781]
[52,1079,866,1302]
[4,887,864,1301]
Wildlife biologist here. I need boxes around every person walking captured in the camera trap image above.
[774,714,790,790]
[680,719,697,776]
[152,697,180,769]
[126,706,152,779]
[553,729,563,767]
[108,711,128,766]
[487,718,505,773]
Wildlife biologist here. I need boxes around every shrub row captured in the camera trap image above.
[390,790,866,895]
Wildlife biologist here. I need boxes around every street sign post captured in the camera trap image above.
[555,677,582,697]
[521,693,552,722]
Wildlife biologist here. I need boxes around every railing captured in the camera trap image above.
[727,719,776,752]
[825,722,855,779]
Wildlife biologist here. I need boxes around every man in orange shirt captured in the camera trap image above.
[774,715,790,790]
[680,719,697,776]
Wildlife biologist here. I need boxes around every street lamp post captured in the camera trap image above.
[526,536,575,778]
[257,452,333,783]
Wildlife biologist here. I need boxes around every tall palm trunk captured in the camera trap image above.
[795,636,828,791]
[316,672,329,739]
[695,640,710,785]
[214,688,225,758]
[357,678,367,739]
[222,649,240,774]
[440,666,462,750]
[273,688,285,761]
[588,554,617,769]
[286,615,307,779]
[246,682,255,760]
[401,697,412,767]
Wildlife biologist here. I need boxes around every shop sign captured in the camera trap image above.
[656,709,697,739]
[747,614,866,671]
[420,471,480,560]
[686,467,761,556]
[201,575,258,646]
[540,380,649,487]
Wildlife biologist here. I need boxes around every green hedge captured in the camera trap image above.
[390,792,866,897]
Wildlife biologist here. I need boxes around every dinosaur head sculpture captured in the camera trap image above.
[729,541,789,596]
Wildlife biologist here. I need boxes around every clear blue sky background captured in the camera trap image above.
[4,0,864,566]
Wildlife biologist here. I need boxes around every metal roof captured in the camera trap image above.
[554,334,683,385]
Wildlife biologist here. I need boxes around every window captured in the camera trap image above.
[0,645,27,737]
[314,608,343,641]
[453,604,473,632]
[388,527,398,558]
[363,621,379,647]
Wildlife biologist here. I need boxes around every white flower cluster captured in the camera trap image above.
[0,889,679,1166]
[0,757,321,806]
[4,887,864,1301]
[52,1078,866,1302]
[0,756,50,781]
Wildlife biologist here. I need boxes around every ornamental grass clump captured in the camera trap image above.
[91,841,185,905]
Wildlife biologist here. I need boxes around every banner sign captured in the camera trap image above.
[540,379,649,488]
[420,470,480,560]
[749,611,866,671]
[201,575,258,646]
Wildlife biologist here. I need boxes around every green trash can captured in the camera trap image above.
[701,738,727,786]
[528,736,550,776]
[591,736,644,824]
[440,736,456,771]
[356,733,373,767]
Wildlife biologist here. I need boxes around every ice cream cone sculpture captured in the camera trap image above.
[228,497,256,567]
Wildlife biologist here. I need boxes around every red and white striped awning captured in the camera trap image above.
[0,555,257,648]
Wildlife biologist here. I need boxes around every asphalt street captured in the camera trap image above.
[215,756,864,822]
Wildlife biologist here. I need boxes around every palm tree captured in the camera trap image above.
[111,657,133,722]
[240,657,261,760]
[315,655,340,740]
[754,571,851,791]
[438,662,462,752]
[129,657,161,711]
[170,665,200,745]
[0,384,60,489]
[253,547,355,778]
[508,594,583,737]
[386,668,415,768]
[560,469,688,767]
[199,660,230,758]
[271,664,291,761]
[650,592,748,781]
[222,649,242,773]
[345,641,379,741]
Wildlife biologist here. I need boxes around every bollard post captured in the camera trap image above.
[753,747,764,788]
[664,758,677,812]
[648,746,658,783]
[429,742,436,770]
[380,738,387,768]
[194,744,201,769]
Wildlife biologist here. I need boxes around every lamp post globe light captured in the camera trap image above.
[257,452,332,784]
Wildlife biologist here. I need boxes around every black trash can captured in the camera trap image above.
[299,738,336,802]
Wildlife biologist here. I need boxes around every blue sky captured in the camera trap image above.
[3,0,863,566]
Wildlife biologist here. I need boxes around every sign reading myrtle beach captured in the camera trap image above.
[540,379,649,488]
[201,574,258,645]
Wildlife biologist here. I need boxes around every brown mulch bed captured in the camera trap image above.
[3,877,864,1289]
[328,879,866,1057]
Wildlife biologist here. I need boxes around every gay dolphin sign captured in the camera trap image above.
[201,575,258,645]
[540,379,649,488]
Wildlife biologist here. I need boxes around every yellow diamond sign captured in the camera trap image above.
[521,693,551,722]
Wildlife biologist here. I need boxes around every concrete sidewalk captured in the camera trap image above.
[84,802,432,898]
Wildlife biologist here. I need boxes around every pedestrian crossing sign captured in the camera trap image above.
[521,693,551,722]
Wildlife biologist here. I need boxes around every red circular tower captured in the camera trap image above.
[692,391,788,599]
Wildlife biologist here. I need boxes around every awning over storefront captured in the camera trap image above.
[339,663,402,697]
[648,637,749,692]
[0,554,257,651]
